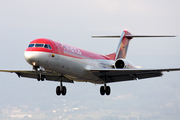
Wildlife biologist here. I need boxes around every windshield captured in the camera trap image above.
[28,43,52,49]
[28,44,35,47]
[35,44,44,47]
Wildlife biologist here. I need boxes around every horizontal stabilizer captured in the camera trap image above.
[92,35,176,38]
[126,35,176,38]
[92,36,120,38]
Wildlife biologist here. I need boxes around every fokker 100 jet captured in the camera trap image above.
[0,30,180,96]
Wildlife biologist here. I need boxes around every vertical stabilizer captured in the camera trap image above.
[92,30,175,60]
[115,30,132,60]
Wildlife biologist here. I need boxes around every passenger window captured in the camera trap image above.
[28,44,35,47]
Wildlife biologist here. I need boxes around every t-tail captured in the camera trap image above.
[115,30,132,60]
[92,30,176,60]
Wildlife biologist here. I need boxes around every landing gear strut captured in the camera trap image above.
[35,66,45,81]
[100,84,111,95]
[56,76,67,96]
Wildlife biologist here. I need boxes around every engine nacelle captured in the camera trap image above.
[114,59,135,69]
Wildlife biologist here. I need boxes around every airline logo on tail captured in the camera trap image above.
[92,30,175,61]
[115,30,132,60]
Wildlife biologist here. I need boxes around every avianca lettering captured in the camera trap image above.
[63,45,81,55]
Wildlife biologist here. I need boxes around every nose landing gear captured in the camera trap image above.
[37,74,45,81]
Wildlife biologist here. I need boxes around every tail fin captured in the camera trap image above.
[115,30,132,60]
[92,30,175,60]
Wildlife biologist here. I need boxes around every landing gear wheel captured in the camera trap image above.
[37,74,45,81]
[106,86,111,95]
[100,85,111,96]
[100,86,105,95]
[37,78,40,81]
[56,76,67,96]
[62,86,67,96]
[40,76,45,81]
[56,86,61,96]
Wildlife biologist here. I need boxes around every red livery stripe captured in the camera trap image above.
[25,38,113,60]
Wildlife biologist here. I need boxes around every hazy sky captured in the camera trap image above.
[0,0,180,119]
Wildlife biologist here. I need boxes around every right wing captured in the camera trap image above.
[90,68,180,83]
[0,70,74,83]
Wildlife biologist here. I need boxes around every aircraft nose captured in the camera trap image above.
[24,51,39,66]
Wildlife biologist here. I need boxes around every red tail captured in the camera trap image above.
[115,30,132,60]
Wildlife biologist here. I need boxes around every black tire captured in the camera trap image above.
[41,76,45,81]
[37,78,40,81]
[56,86,61,96]
[106,86,111,95]
[62,86,67,96]
[100,86,105,95]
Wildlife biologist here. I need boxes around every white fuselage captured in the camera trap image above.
[24,51,115,84]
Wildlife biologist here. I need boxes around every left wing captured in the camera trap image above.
[90,68,180,83]
[0,70,74,83]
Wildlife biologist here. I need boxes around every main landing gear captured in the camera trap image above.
[56,86,67,96]
[100,84,111,95]
[56,77,67,96]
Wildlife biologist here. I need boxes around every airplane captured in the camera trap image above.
[0,30,180,96]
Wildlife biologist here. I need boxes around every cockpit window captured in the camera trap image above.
[48,44,52,49]
[28,43,52,49]
[44,44,48,48]
[35,44,44,47]
[28,44,35,47]
[44,44,48,49]
[44,44,52,49]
